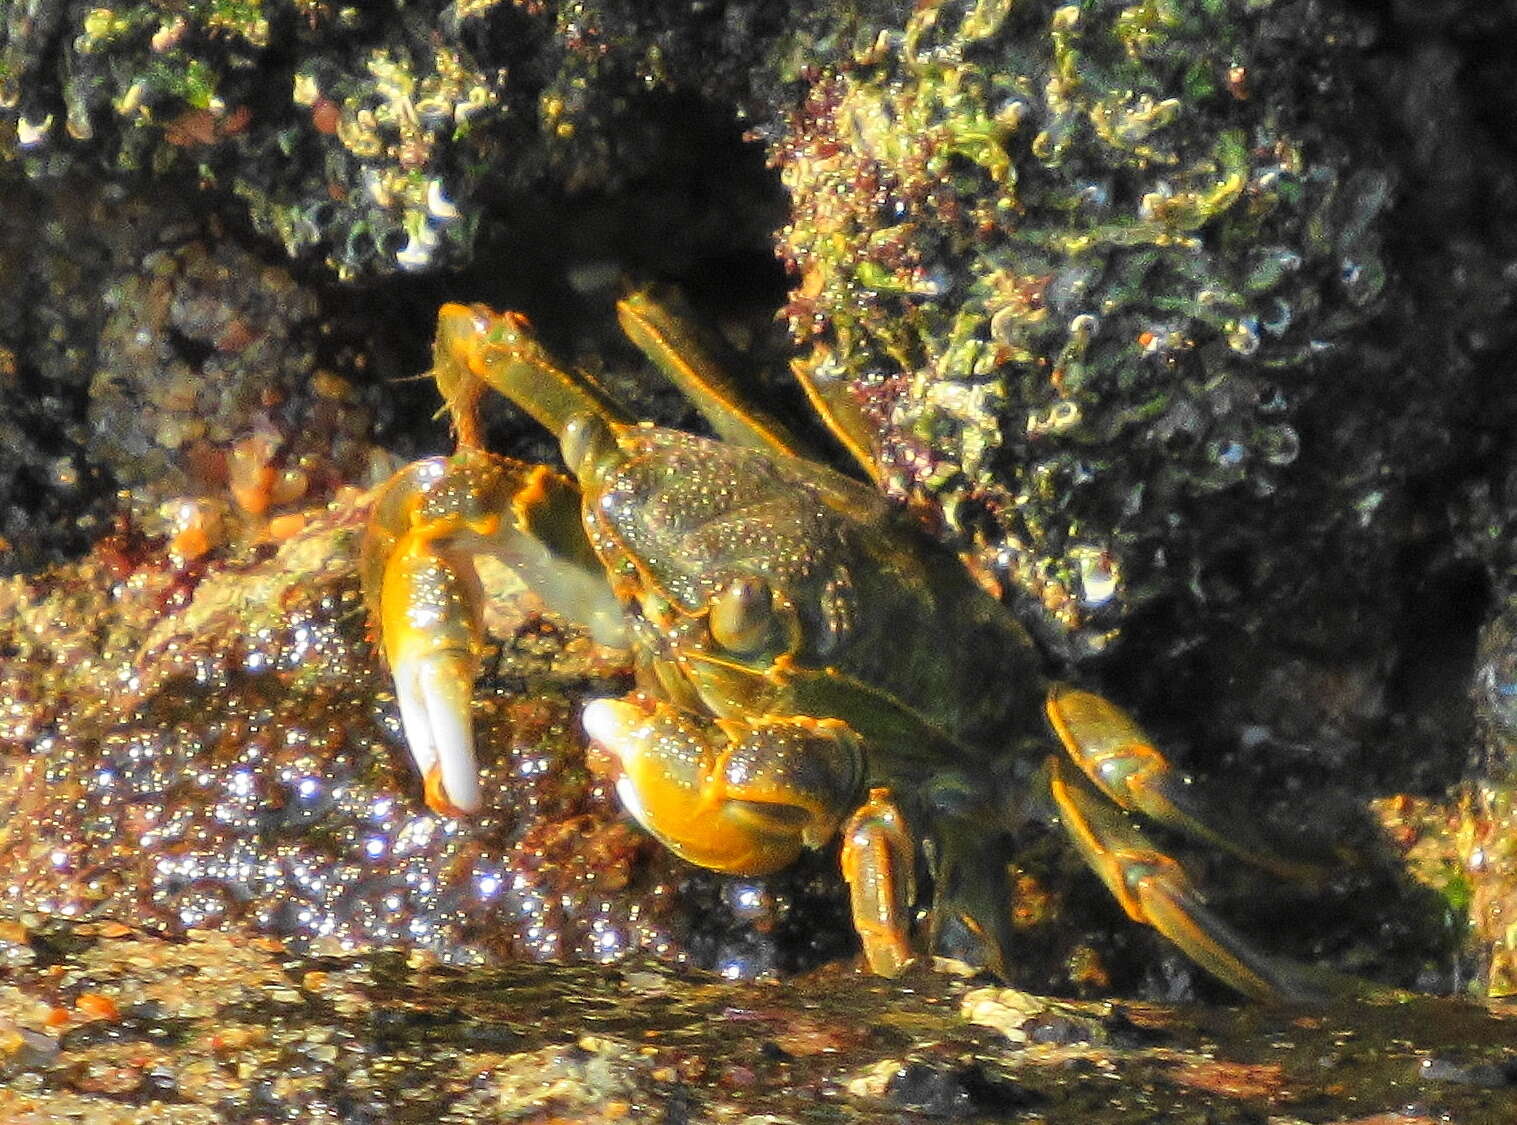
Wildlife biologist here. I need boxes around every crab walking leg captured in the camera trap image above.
[363,451,625,816]
[584,697,866,877]
[1046,756,1295,1003]
[920,799,1021,981]
[1045,685,1322,882]
[840,789,917,977]
[615,291,812,461]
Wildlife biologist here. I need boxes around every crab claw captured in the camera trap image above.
[363,444,626,819]
[378,531,485,816]
[584,697,865,877]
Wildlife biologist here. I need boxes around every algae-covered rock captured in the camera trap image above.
[771,0,1389,655]
[4,0,501,277]
[0,0,782,279]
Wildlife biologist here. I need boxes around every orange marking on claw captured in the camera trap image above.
[423,765,469,818]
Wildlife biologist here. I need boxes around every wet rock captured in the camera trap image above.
[88,235,377,530]
[961,986,1110,1046]
[2,914,1517,1120]
[880,1057,1036,1118]
[1419,1053,1517,1088]
[0,177,387,575]
[0,504,646,966]
[0,485,861,978]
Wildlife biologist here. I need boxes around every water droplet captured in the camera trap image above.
[1259,424,1299,466]
[1213,440,1246,466]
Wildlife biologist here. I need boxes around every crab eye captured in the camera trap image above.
[709,576,775,655]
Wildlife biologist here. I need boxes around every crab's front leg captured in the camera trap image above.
[362,450,624,815]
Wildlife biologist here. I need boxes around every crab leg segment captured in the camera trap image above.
[1046,685,1320,881]
[363,451,623,816]
[583,697,865,877]
[840,789,917,978]
[615,291,811,461]
[1046,756,1293,1003]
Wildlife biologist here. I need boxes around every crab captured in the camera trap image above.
[360,293,1319,1000]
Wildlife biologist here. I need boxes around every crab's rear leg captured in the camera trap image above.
[362,450,623,815]
[1046,685,1324,882]
[1045,756,1302,1002]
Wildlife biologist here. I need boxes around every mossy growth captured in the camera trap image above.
[772,0,1387,651]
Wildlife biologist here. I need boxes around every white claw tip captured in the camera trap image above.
[614,775,650,827]
[582,698,642,757]
[394,651,481,815]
